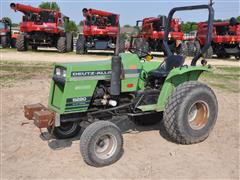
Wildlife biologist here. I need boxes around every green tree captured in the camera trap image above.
[120,32,128,40]
[65,20,78,32]
[124,24,131,28]
[79,20,84,26]
[181,22,198,33]
[39,2,60,11]
[2,17,12,25]
[237,16,240,23]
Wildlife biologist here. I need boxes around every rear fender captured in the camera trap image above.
[155,65,212,111]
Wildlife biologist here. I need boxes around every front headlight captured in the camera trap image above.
[55,67,66,77]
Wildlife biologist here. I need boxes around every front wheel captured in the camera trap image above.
[48,121,81,139]
[161,81,218,144]
[16,34,28,51]
[76,35,86,54]
[118,37,125,53]
[66,32,73,52]
[80,121,123,167]
[57,37,67,53]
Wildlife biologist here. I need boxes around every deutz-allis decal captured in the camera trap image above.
[71,70,112,77]
[71,69,141,80]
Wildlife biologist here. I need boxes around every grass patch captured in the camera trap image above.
[200,66,240,93]
[0,61,53,87]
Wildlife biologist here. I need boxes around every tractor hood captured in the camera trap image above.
[49,53,147,114]
[54,53,143,81]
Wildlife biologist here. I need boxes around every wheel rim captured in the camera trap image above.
[59,122,77,134]
[188,100,209,130]
[94,134,117,160]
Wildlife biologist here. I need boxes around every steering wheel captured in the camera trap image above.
[129,47,150,60]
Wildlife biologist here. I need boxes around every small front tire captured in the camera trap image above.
[48,121,81,139]
[80,121,123,167]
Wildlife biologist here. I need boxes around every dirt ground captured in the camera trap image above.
[1,49,240,179]
[1,48,240,67]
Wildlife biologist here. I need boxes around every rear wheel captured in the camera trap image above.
[1,36,9,48]
[57,36,67,53]
[216,48,229,59]
[204,45,213,59]
[16,34,28,51]
[193,40,201,56]
[118,37,125,53]
[187,42,195,57]
[48,121,81,139]
[161,81,218,144]
[66,32,73,52]
[76,35,86,54]
[80,121,123,167]
[177,43,188,56]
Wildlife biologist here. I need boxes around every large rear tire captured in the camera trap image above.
[57,37,67,53]
[66,32,73,52]
[80,121,123,167]
[161,81,218,144]
[76,35,86,54]
[16,34,28,51]
[48,121,81,139]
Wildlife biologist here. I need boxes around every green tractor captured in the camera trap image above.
[24,3,217,167]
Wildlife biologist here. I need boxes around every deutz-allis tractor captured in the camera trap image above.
[24,3,218,167]
[10,3,73,53]
[130,16,187,56]
[76,8,125,54]
[0,19,11,48]
[194,18,240,59]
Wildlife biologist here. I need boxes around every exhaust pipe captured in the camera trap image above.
[109,25,122,105]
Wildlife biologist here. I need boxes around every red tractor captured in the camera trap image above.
[76,8,125,54]
[0,19,11,48]
[130,16,187,56]
[194,17,240,59]
[10,3,73,53]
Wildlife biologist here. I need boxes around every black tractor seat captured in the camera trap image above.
[149,55,185,79]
